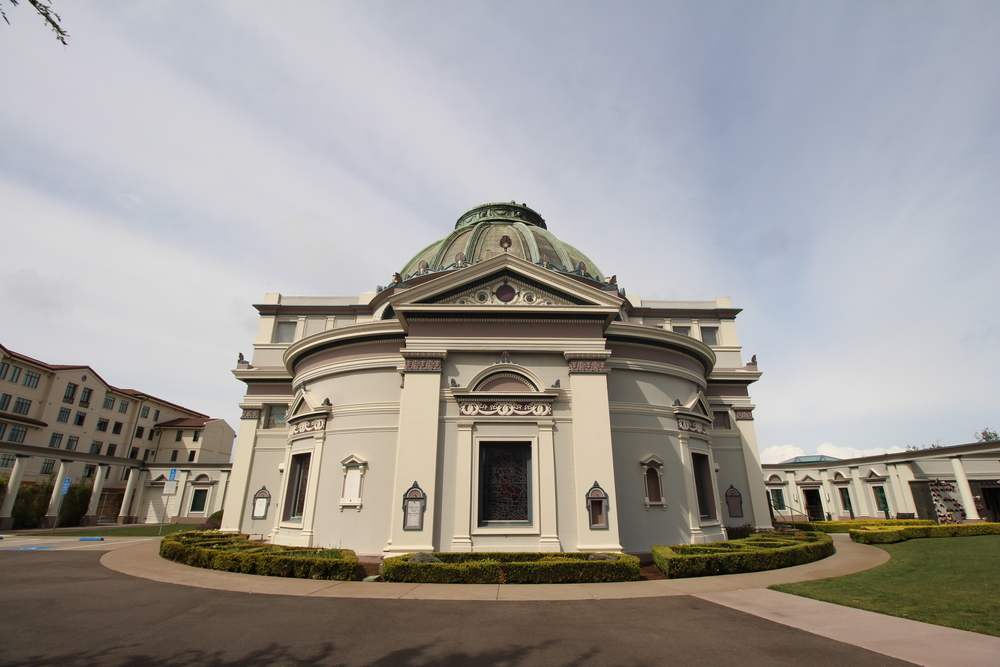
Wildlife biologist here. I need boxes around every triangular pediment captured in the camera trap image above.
[432,274,576,307]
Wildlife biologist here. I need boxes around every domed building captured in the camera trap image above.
[223,203,770,557]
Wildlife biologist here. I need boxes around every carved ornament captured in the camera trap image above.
[677,418,710,435]
[568,359,608,374]
[404,357,443,372]
[734,408,754,421]
[240,408,262,420]
[290,418,327,437]
[457,400,552,417]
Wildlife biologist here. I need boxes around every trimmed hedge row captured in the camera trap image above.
[850,522,1000,544]
[784,519,934,533]
[382,552,641,584]
[653,531,834,578]
[159,531,359,580]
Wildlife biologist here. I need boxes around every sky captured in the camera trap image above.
[1,1,998,464]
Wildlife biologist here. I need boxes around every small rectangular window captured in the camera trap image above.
[96,418,109,432]
[57,407,71,423]
[170,450,178,462]
[175,430,183,442]
[90,441,103,455]
[154,409,160,421]
[1,453,16,467]
[712,411,731,429]
[148,429,155,441]
[135,426,145,439]
[79,387,92,407]
[672,326,690,336]
[190,488,208,513]
[106,444,117,457]
[188,450,196,462]
[103,395,115,410]
[8,425,27,443]
[266,405,287,428]
[839,487,853,512]
[0,393,10,411]
[40,459,55,475]
[274,321,297,343]
[22,371,40,389]
[65,435,79,451]
[12,398,31,415]
[121,467,131,481]
[74,411,86,427]
[193,430,200,442]
[63,382,78,403]
[0,362,8,380]
[701,327,719,346]
[129,447,139,459]
[112,422,123,435]
[284,453,311,520]
[0,423,5,440]
[771,488,786,510]
[104,466,111,479]
[49,433,63,448]
[142,449,150,461]
[873,486,890,512]
[140,406,149,418]
[118,400,129,414]
[83,464,96,478]
[9,367,21,383]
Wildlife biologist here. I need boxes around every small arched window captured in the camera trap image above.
[640,456,666,510]
[725,485,743,518]
[587,482,609,529]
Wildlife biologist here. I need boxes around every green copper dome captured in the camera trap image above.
[400,202,604,283]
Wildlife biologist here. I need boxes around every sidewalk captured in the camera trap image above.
[96,533,1000,667]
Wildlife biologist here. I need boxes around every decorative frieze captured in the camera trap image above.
[289,417,327,437]
[457,400,553,417]
[677,418,710,436]
[734,408,754,421]
[568,359,608,374]
[404,357,443,372]
[240,408,262,420]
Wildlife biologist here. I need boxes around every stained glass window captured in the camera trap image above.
[479,442,531,525]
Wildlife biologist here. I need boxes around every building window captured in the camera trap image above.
[170,450,178,462]
[57,407,71,423]
[771,488,786,510]
[112,422,123,435]
[121,467,131,481]
[266,405,287,428]
[274,321,296,343]
[839,487,853,513]
[0,362,8,380]
[1,453,16,467]
[0,393,9,411]
[190,488,209,513]
[478,442,531,526]
[188,450,196,462]
[135,426,145,439]
[340,456,367,510]
[90,441,103,455]
[118,400,129,414]
[640,456,666,510]
[701,327,719,346]
[65,436,79,451]
[105,444,117,457]
[193,430,200,442]
[142,449,150,461]
[154,409,160,421]
[140,406,149,418]
[63,382,78,403]
[79,387,92,407]
[148,429,155,441]
[725,485,744,517]
[587,482,610,529]
[49,432,63,448]
[672,326,690,336]
[0,423,6,439]
[103,395,115,410]
[129,447,139,459]
[284,453,311,521]
[8,425,26,443]
[873,486,890,513]
[83,464,96,478]
[22,371,40,389]
[712,411,731,429]
[96,418,109,432]
[74,411,86,427]
[691,452,717,521]
[104,466,111,479]
[12,398,31,415]
[8,366,21,383]
[40,459,56,475]
[175,430,183,442]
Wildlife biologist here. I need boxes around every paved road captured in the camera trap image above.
[0,551,914,667]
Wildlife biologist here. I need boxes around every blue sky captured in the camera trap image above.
[1,2,997,462]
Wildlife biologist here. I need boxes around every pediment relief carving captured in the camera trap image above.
[433,276,575,307]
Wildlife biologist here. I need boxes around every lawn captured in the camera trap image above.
[14,524,195,537]
[771,534,1000,637]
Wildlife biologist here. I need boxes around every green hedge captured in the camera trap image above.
[381,552,641,584]
[785,519,935,533]
[652,531,834,578]
[850,522,1000,544]
[159,531,359,580]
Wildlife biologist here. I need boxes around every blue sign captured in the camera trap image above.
[60,478,71,495]
[169,468,177,481]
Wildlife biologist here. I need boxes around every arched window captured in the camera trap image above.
[646,468,662,503]
[725,485,743,518]
[640,456,666,510]
[587,482,609,529]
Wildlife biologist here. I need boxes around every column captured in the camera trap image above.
[83,464,109,526]
[849,466,874,517]
[42,460,73,528]
[566,351,622,552]
[950,456,982,522]
[385,351,445,554]
[221,406,262,532]
[733,408,775,529]
[117,466,141,524]
[210,470,230,515]
[450,421,474,551]
[537,420,560,551]
[818,469,833,520]
[0,455,30,530]
[888,463,915,514]
[299,433,325,546]
[171,469,190,521]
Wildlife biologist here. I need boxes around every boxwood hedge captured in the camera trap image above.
[159,530,359,580]
[849,522,1000,544]
[784,519,934,533]
[381,552,641,584]
[652,531,834,578]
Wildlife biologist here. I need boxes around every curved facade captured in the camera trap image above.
[223,205,770,557]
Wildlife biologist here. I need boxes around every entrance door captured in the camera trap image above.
[803,488,824,522]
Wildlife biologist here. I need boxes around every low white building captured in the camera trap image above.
[223,203,771,557]
[761,441,1000,524]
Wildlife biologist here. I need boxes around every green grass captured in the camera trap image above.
[771,534,1000,637]
[14,524,195,537]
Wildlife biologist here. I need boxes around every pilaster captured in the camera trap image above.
[950,456,983,522]
[221,405,262,532]
[537,420,561,551]
[41,459,73,528]
[450,421,474,551]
